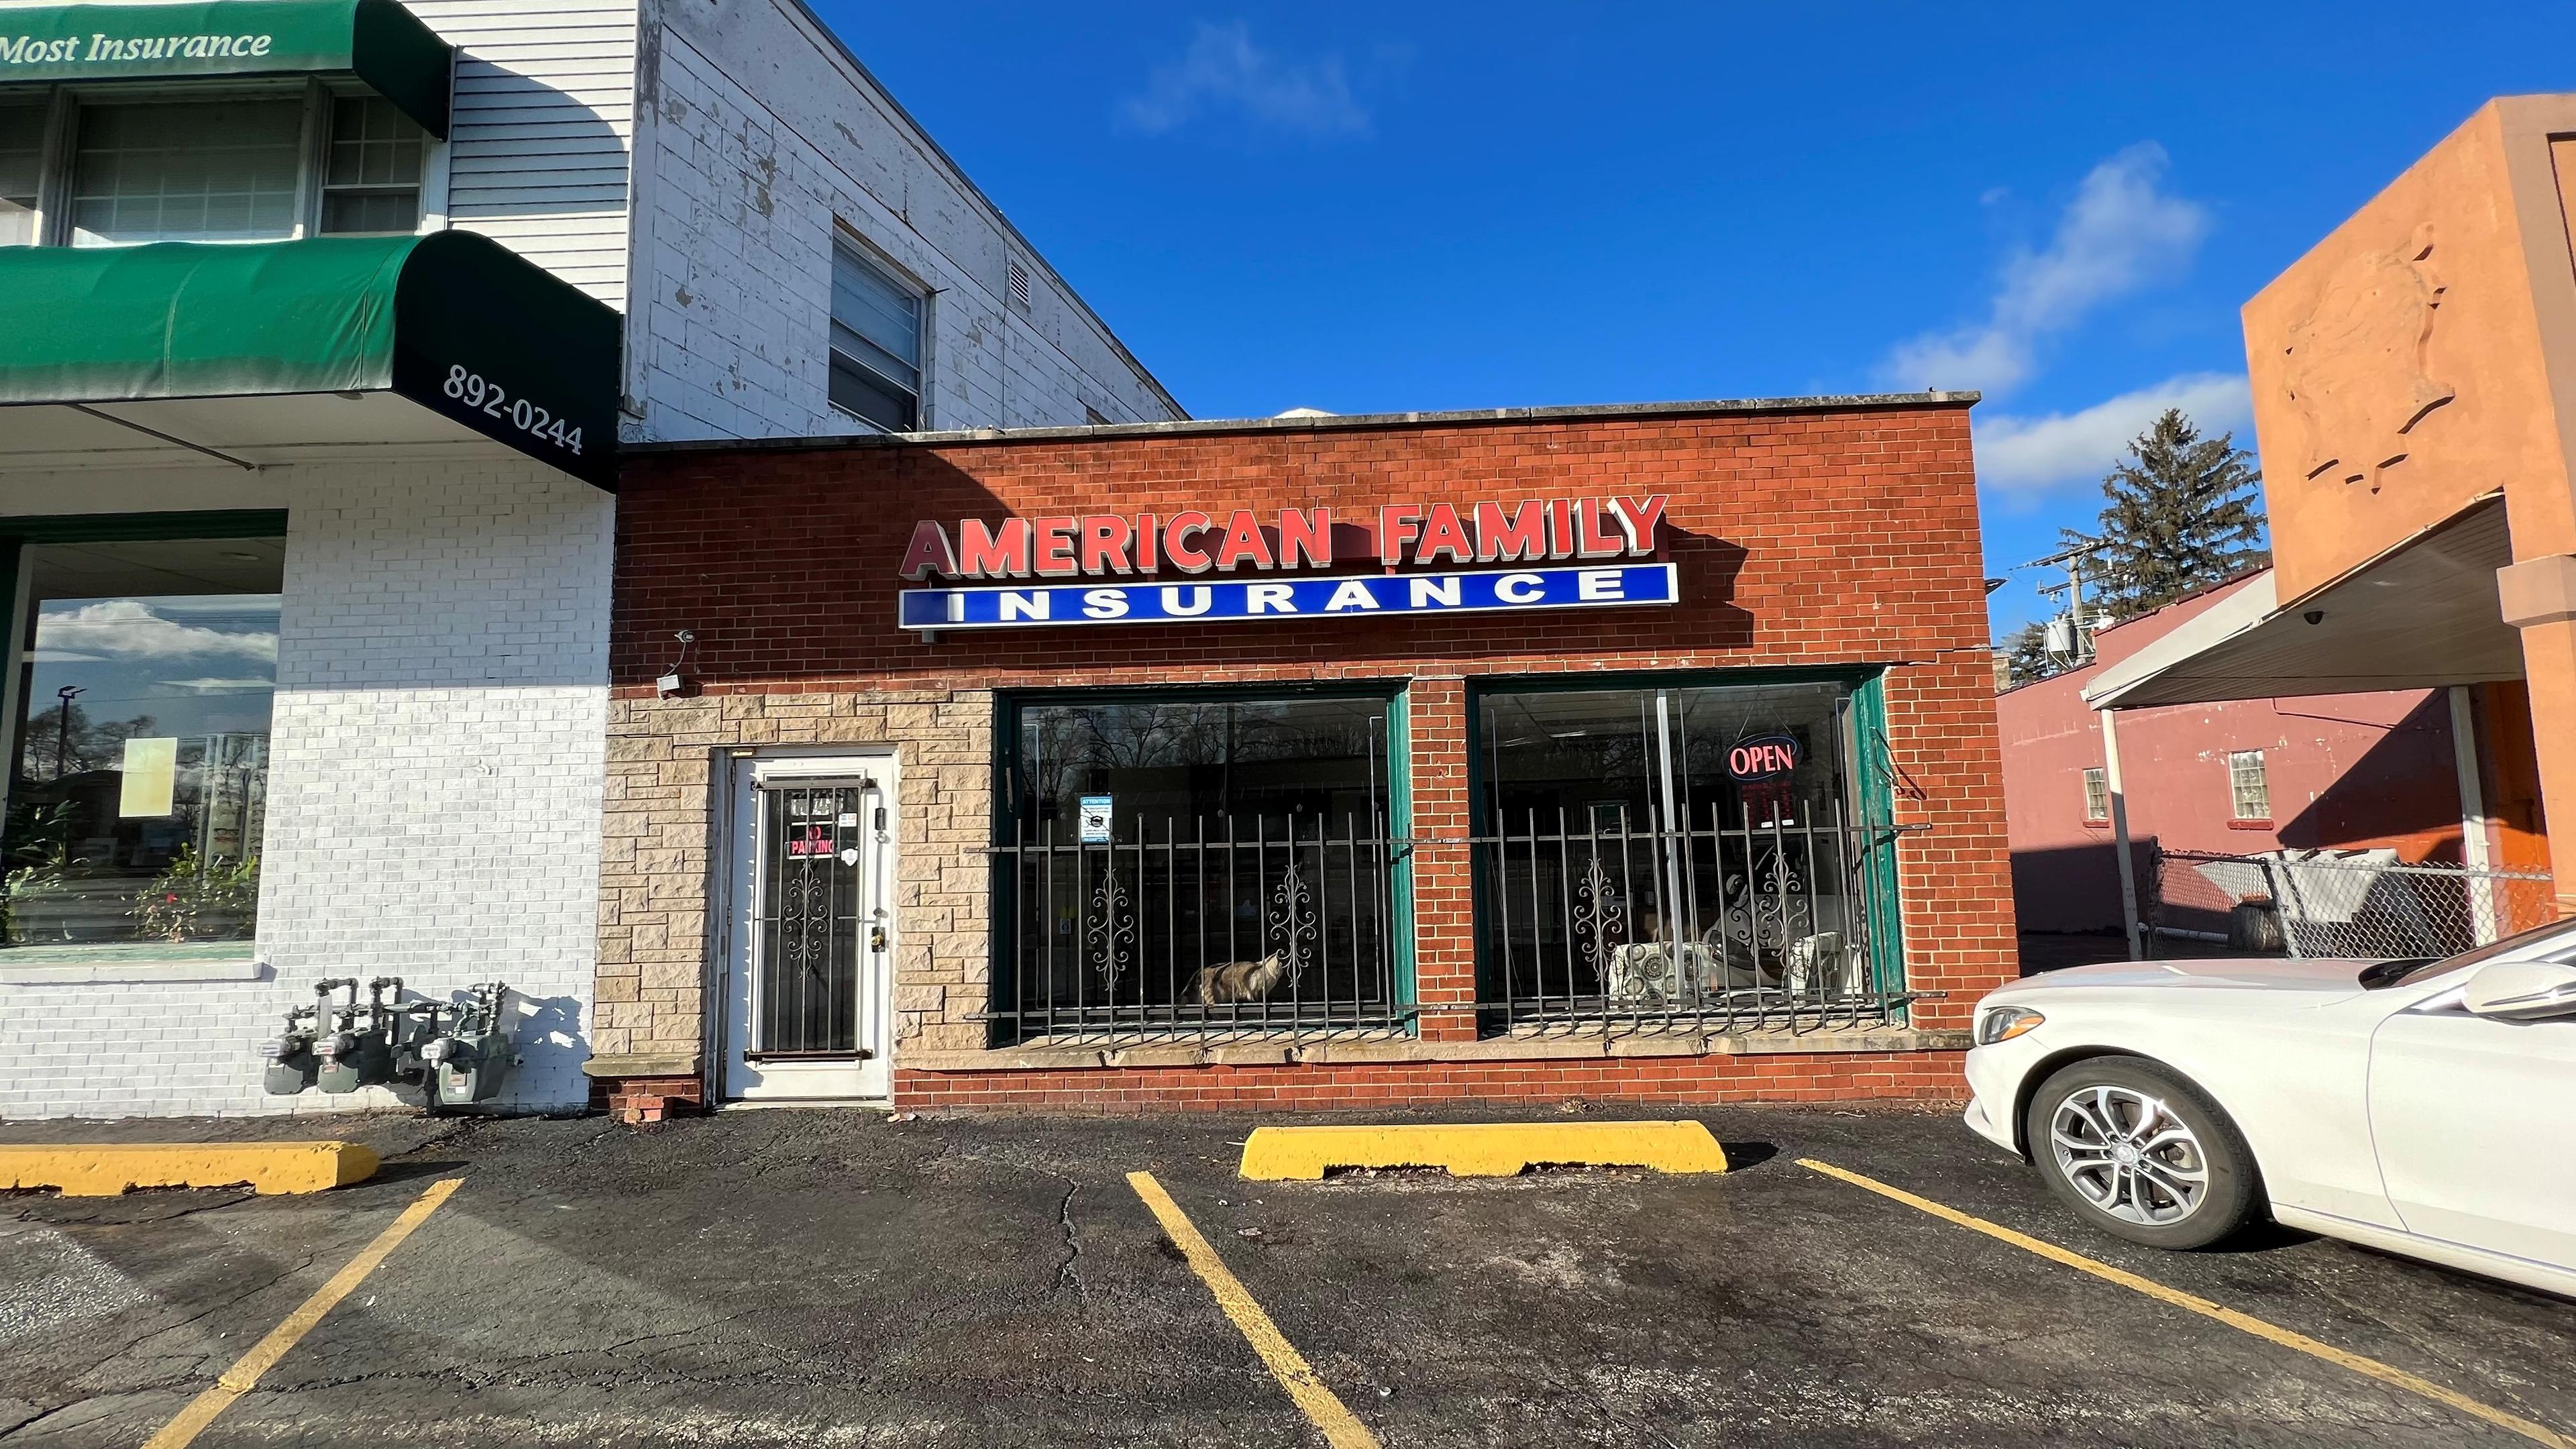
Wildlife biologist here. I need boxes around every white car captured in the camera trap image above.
[1964,917,2576,1295]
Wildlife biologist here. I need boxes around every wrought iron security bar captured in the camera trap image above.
[1474,796,1907,1033]
[987,812,1409,1045]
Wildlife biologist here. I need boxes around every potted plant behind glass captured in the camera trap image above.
[3,801,88,945]
[133,845,262,943]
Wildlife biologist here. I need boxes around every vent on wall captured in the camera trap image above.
[1007,258,1030,311]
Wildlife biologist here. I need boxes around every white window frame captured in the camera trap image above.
[2081,766,2108,822]
[7,78,428,249]
[2227,749,2271,822]
[826,226,929,433]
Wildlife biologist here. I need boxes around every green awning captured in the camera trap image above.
[0,233,619,487]
[0,0,452,136]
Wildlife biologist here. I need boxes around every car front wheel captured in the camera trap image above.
[2023,1057,2260,1250]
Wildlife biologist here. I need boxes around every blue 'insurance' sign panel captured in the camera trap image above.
[899,563,1678,631]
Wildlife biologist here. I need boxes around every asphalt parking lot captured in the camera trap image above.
[3,1103,2571,1448]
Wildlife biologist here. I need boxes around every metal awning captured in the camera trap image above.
[0,0,452,135]
[2084,496,2522,709]
[0,232,618,488]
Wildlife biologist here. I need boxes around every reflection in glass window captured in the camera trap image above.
[828,237,922,431]
[319,96,426,236]
[1477,680,1870,1011]
[70,100,305,246]
[3,538,283,950]
[0,104,42,247]
[998,694,1397,1034]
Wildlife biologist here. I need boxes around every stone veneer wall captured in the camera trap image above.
[594,690,994,1065]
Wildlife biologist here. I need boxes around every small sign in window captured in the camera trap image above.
[1078,795,1114,845]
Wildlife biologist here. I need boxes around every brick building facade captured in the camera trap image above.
[589,394,2016,1116]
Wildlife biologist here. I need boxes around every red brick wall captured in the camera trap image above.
[612,404,2017,1105]
[892,1053,1967,1114]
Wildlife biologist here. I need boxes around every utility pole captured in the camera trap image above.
[53,685,83,780]
[2023,539,2104,667]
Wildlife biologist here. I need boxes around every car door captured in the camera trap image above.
[2367,981,2576,1269]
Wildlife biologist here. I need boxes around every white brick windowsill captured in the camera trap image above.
[0,955,268,985]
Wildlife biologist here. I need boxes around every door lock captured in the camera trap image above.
[870,923,889,953]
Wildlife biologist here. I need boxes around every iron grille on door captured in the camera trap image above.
[753,784,869,1058]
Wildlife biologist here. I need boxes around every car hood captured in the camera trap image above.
[1991,956,2375,998]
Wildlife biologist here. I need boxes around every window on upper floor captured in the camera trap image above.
[70,99,307,245]
[2082,767,2108,822]
[2228,749,2271,821]
[828,235,923,432]
[1,86,428,249]
[1,103,43,246]
[319,97,429,236]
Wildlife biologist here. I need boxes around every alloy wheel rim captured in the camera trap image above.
[2049,1084,2209,1226]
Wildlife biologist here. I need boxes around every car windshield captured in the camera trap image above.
[2359,917,2576,990]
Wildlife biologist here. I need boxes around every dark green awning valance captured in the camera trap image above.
[0,233,619,487]
[0,0,451,136]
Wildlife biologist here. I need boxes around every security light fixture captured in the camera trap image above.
[657,629,696,698]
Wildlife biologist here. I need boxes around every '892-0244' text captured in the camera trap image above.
[443,366,583,456]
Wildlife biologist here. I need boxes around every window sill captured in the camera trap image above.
[0,945,265,985]
[2082,817,2109,828]
[2225,818,2276,832]
[900,1023,1970,1073]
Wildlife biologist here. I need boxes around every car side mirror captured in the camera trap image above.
[2461,960,2576,1022]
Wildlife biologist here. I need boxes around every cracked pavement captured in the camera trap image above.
[2,1103,2571,1446]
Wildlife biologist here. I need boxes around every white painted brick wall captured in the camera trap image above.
[625,0,1182,441]
[0,459,610,1120]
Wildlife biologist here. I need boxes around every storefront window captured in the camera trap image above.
[3,537,283,952]
[1477,678,1880,1016]
[997,694,1400,1038]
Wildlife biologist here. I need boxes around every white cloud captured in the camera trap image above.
[1120,21,1368,138]
[1976,371,2253,506]
[36,600,277,663]
[156,678,275,693]
[1882,144,2210,397]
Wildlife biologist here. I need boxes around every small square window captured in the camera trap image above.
[2228,750,2271,821]
[318,97,426,237]
[2082,767,2108,822]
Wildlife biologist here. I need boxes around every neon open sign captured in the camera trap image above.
[1727,734,1800,782]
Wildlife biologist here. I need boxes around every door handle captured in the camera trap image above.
[870,924,888,953]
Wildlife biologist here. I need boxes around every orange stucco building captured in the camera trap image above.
[2090,95,2576,920]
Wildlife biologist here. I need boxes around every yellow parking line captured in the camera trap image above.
[1126,1171,1380,1448]
[1799,1158,2572,1449]
[142,1178,464,1449]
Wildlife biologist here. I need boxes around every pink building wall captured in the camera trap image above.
[1999,576,2467,936]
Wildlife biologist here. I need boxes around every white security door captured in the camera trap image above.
[2368,1005,2576,1268]
[721,756,895,1102]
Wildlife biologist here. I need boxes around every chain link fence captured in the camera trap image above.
[2148,847,2556,960]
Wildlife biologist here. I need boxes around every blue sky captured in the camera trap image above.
[817,1,2576,639]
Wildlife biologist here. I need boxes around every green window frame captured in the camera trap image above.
[986,682,1417,1046]
[1463,665,1909,1028]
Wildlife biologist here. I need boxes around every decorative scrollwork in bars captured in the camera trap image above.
[1086,856,1134,992]
[1572,853,1626,975]
[1267,858,1318,983]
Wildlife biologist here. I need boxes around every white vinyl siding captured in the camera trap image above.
[407,0,638,308]
[2228,750,2271,821]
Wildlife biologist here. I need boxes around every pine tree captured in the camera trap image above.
[2067,409,2269,616]
[1998,621,2059,687]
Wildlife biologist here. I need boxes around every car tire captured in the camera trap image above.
[2023,1056,2261,1250]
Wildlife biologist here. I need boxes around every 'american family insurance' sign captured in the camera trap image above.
[896,496,1679,631]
